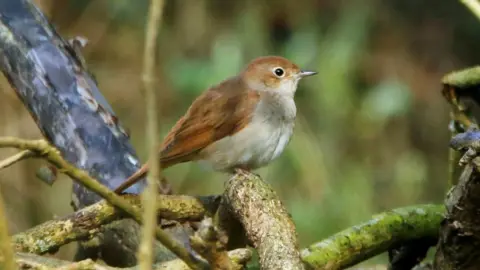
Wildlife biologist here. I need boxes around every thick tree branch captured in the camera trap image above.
[9,169,445,269]
[0,0,146,207]
[434,64,480,268]
[0,0,170,266]
[11,193,219,255]
[434,164,480,268]
[302,204,443,270]
[442,66,480,90]
[223,172,304,270]
[0,136,208,268]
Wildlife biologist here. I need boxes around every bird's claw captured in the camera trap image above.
[234,168,252,178]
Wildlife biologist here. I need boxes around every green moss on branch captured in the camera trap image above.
[12,194,219,254]
[301,204,444,270]
[0,137,209,268]
[442,66,480,89]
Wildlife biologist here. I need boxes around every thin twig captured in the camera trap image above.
[461,0,480,20]
[0,137,208,269]
[139,0,165,269]
[0,150,35,170]
[0,185,17,270]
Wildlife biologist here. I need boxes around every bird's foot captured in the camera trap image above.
[233,167,262,178]
[234,167,252,178]
[451,125,480,169]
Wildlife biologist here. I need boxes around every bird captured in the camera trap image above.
[114,55,317,193]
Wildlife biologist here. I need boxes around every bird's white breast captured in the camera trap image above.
[201,93,296,172]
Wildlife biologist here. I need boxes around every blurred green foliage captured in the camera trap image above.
[1,0,479,267]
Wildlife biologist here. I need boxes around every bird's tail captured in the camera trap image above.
[114,163,150,193]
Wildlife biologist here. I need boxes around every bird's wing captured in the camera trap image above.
[159,77,261,167]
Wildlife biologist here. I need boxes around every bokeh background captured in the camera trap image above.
[1,0,479,267]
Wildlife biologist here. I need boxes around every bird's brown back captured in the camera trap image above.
[159,76,261,168]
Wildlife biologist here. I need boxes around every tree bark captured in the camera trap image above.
[434,164,480,269]
[434,65,480,270]
[302,204,443,270]
[0,0,190,266]
[223,173,305,270]
[12,193,219,255]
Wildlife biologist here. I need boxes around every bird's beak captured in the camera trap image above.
[299,70,318,78]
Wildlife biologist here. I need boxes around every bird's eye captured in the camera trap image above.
[273,67,285,77]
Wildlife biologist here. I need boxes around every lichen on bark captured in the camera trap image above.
[302,204,444,270]
[223,172,305,270]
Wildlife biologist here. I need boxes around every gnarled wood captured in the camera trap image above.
[223,172,304,270]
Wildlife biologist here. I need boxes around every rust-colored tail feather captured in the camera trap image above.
[114,163,150,193]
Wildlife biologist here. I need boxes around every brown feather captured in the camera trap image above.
[159,76,260,166]
[114,76,260,193]
[114,55,309,194]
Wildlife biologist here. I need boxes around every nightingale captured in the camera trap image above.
[114,56,317,193]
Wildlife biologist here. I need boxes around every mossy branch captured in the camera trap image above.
[8,166,444,269]
[11,194,219,254]
[301,204,444,270]
[442,66,480,89]
[0,136,207,269]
